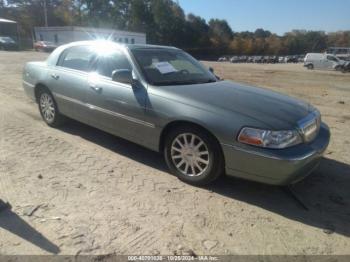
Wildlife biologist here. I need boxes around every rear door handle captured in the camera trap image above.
[51,73,59,80]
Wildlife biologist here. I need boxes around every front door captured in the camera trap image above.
[86,49,152,145]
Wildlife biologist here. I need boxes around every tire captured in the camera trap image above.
[307,64,314,70]
[164,125,224,186]
[37,88,65,127]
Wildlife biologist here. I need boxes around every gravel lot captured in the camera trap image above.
[0,51,349,255]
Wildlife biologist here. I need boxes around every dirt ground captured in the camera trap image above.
[0,51,349,256]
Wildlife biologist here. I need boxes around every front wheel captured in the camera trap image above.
[164,126,224,186]
[38,89,65,127]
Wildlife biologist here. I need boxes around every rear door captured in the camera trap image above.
[85,49,151,144]
[48,45,96,122]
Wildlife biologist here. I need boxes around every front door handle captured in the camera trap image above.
[90,85,102,92]
[51,73,59,80]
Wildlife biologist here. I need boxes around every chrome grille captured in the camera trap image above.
[297,111,321,142]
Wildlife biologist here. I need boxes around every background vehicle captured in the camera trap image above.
[284,55,298,63]
[247,56,254,63]
[327,47,350,61]
[34,41,57,52]
[304,53,349,71]
[230,56,239,63]
[239,55,248,63]
[340,61,350,73]
[269,56,279,63]
[298,55,305,63]
[0,36,18,50]
[253,56,263,63]
[218,56,228,62]
[261,56,269,64]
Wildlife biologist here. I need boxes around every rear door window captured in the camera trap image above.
[58,46,96,72]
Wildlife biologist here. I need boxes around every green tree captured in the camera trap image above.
[150,0,186,46]
[254,28,271,38]
[128,0,152,32]
[184,13,210,48]
[208,18,233,44]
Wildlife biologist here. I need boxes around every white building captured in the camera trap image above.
[34,26,146,45]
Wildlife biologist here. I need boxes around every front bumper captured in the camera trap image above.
[222,123,330,185]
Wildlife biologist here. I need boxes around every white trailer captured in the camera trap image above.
[34,26,146,46]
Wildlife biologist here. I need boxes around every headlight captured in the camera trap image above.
[237,127,302,149]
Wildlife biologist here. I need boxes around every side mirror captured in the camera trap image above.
[209,67,221,80]
[112,69,133,85]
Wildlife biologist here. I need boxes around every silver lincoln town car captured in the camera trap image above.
[23,41,330,186]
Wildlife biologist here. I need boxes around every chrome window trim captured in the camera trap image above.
[53,65,90,77]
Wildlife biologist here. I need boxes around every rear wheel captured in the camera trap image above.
[38,88,65,127]
[164,125,224,186]
[335,65,342,71]
[307,64,314,70]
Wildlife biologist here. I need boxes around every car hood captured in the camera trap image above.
[154,80,313,129]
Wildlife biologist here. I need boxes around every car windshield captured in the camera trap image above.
[0,37,14,43]
[131,48,216,86]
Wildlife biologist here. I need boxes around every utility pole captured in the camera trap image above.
[43,0,48,27]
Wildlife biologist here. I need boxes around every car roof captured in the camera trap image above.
[46,40,181,67]
[126,44,179,50]
[61,40,179,51]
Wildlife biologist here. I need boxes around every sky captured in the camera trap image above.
[179,0,350,35]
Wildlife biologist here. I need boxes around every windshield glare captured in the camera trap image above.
[131,48,216,86]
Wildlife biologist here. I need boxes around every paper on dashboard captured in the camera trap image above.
[154,62,178,74]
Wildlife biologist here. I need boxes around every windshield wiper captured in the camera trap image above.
[153,80,200,86]
[202,79,217,83]
[153,79,217,86]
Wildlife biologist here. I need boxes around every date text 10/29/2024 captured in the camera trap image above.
[127,256,219,261]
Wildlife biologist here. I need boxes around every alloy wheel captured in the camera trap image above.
[170,133,210,177]
[40,93,55,123]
